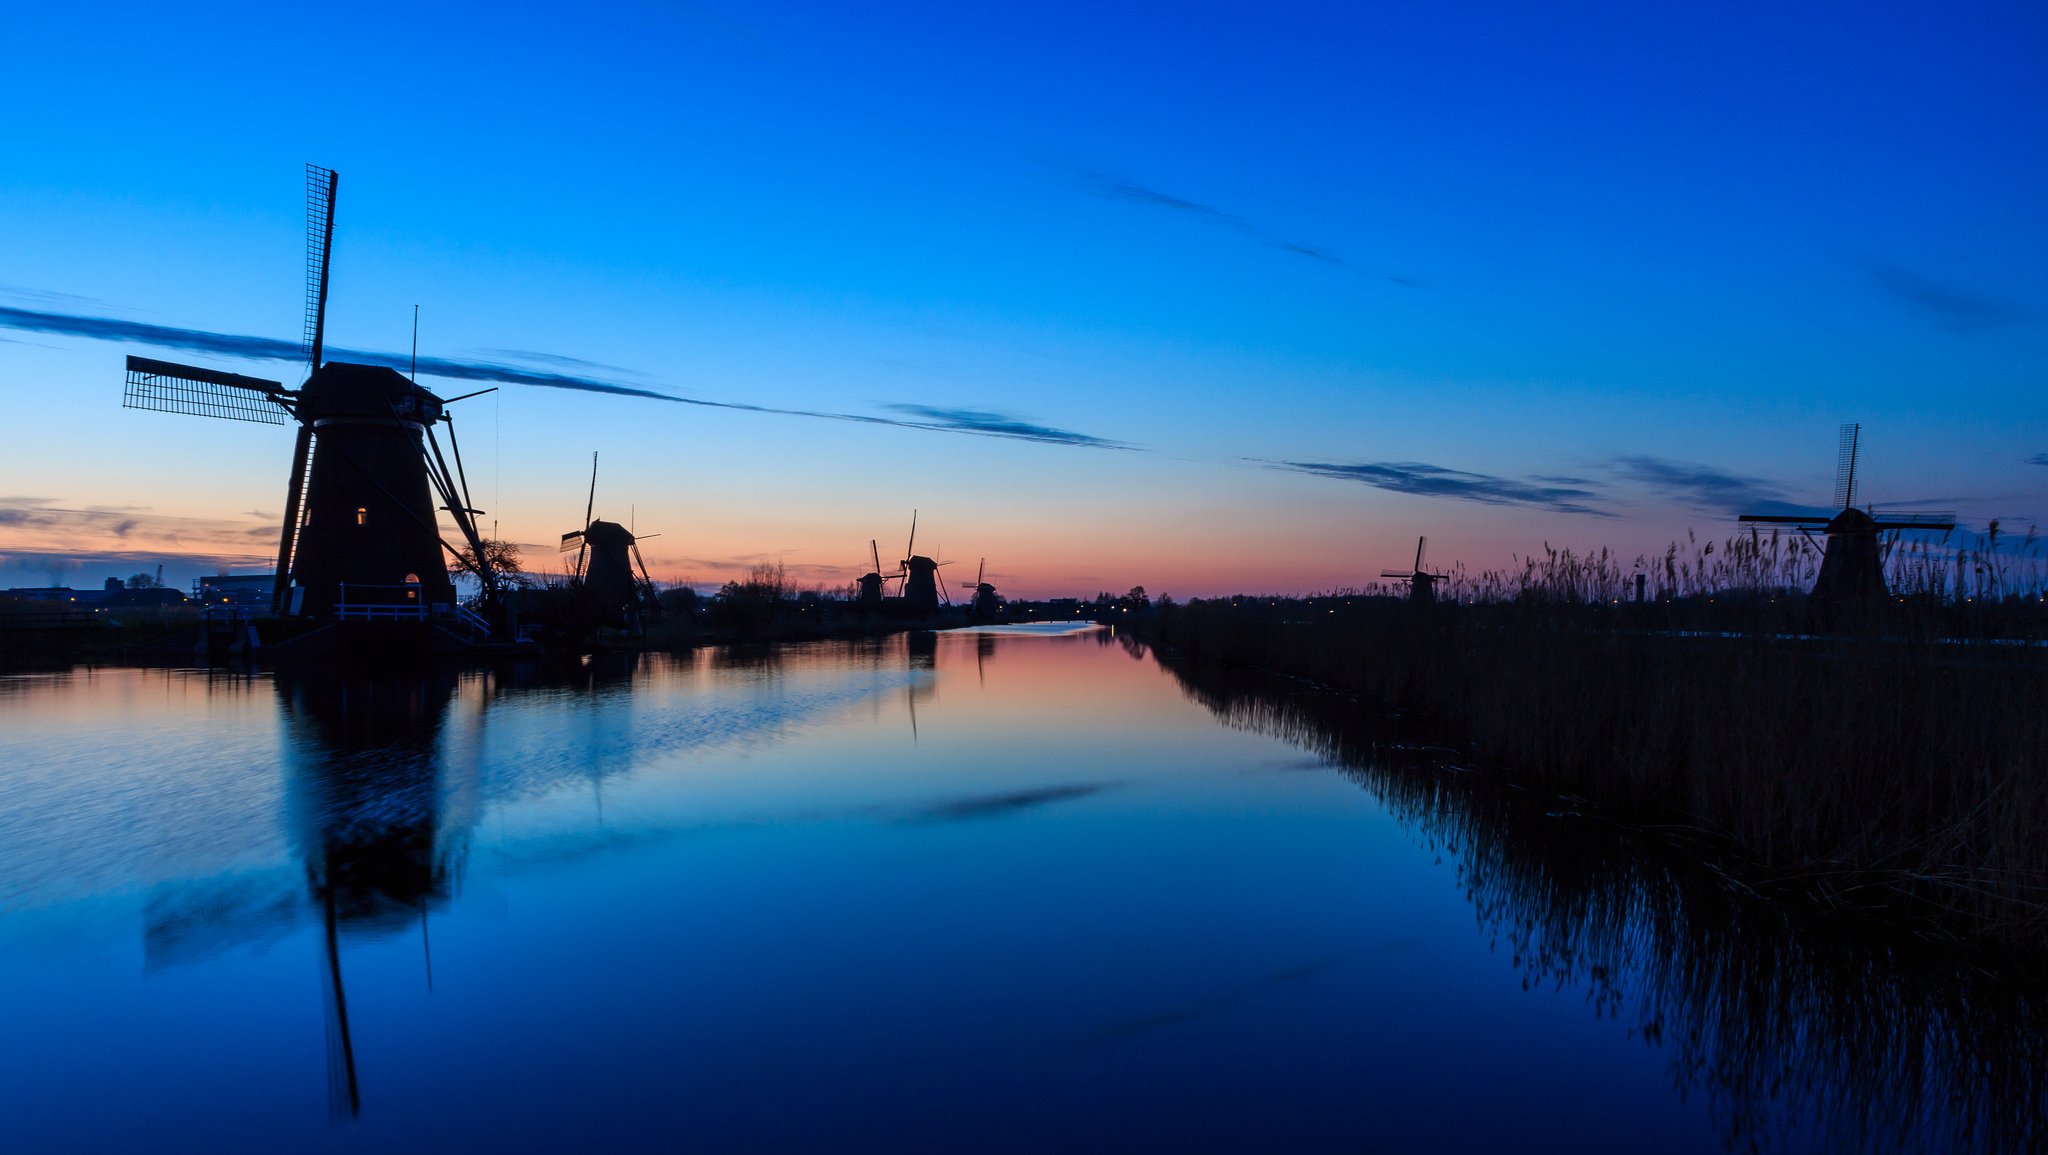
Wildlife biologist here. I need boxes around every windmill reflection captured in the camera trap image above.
[278,667,461,1120]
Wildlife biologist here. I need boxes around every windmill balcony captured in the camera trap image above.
[334,582,436,622]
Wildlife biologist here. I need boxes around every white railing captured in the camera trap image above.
[335,602,428,622]
[448,603,492,639]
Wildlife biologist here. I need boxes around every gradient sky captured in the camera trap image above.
[3,2,2044,598]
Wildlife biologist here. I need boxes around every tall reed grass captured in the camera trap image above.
[1138,532,2048,951]
[1161,658,2047,1153]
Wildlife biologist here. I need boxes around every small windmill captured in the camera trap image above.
[120,165,498,623]
[1382,536,1447,605]
[960,558,1004,621]
[897,510,952,615]
[1738,423,1954,601]
[557,452,660,627]
[855,539,902,611]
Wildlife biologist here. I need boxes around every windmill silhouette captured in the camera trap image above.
[897,510,951,615]
[120,165,499,624]
[557,453,660,628]
[960,558,1004,621]
[1382,536,1447,605]
[855,538,902,611]
[1738,423,1954,601]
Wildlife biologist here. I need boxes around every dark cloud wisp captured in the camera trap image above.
[1080,171,1417,287]
[1608,456,1789,515]
[1865,261,2031,333]
[1275,460,1609,515]
[0,305,1128,451]
[883,404,1129,449]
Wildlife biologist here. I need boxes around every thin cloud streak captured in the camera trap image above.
[1865,260,2031,333]
[1079,170,1418,287]
[884,404,1130,449]
[1274,460,1609,515]
[0,305,1130,451]
[1608,456,1788,515]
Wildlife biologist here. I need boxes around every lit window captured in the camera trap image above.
[356,507,367,525]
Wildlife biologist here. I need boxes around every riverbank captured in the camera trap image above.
[1135,596,2048,955]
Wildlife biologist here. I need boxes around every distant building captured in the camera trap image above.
[4,587,110,605]
[195,574,275,607]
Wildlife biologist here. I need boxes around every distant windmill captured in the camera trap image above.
[1382,536,1447,605]
[1738,423,1954,601]
[120,165,499,623]
[960,558,1004,621]
[855,538,902,611]
[897,510,952,616]
[557,453,660,628]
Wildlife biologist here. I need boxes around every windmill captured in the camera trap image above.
[1738,423,1954,601]
[1382,536,1447,605]
[897,510,952,616]
[960,558,1004,622]
[855,539,902,611]
[120,165,499,624]
[557,453,661,628]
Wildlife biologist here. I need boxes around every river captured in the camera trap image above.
[0,624,2038,1152]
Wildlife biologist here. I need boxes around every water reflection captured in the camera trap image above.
[1160,657,2048,1154]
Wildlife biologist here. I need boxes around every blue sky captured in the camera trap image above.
[2,2,2044,596]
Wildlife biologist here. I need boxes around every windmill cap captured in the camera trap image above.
[582,520,636,546]
[298,361,445,423]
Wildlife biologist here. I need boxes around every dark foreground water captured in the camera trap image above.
[1,625,2041,1153]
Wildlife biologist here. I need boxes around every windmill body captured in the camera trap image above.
[1738,424,1954,602]
[288,363,458,618]
[901,556,943,615]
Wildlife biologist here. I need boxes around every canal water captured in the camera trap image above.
[0,625,2038,1152]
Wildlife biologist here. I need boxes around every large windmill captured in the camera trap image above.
[1382,536,1447,605]
[1738,423,1954,601]
[120,165,499,623]
[557,453,660,628]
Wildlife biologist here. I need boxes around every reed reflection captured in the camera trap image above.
[1161,658,2048,1155]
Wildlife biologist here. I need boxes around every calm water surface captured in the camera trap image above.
[1,625,2040,1152]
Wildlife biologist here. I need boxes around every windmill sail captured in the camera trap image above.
[304,165,338,371]
[1832,422,1860,511]
[123,356,292,424]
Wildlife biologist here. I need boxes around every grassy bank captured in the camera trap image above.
[1135,541,2048,951]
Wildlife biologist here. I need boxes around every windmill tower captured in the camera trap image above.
[557,453,661,628]
[120,166,498,623]
[1382,536,1447,605]
[960,558,1004,622]
[897,510,951,616]
[1738,424,1955,601]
